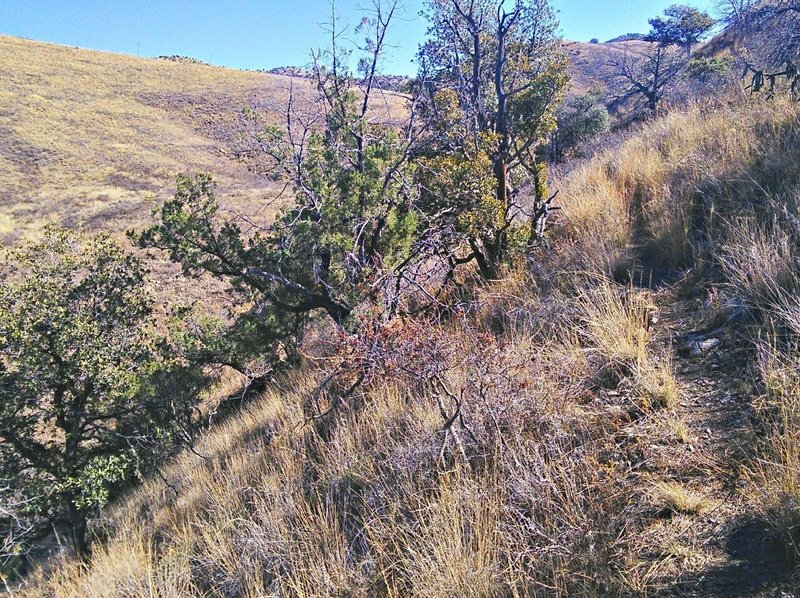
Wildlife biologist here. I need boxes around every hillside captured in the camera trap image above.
[563,39,650,95]
[0,36,406,243]
[4,17,800,595]
[0,34,648,246]
[18,94,800,596]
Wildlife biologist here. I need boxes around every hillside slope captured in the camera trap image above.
[0,36,406,243]
[0,34,651,247]
[19,95,800,596]
[563,40,649,96]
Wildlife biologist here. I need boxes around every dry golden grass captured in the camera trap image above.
[553,95,800,572]
[720,213,800,311]
[0,35,408,243]
[12,57,800,597]
[746,341,800,559]
[555,95,800,276]
[651,481,712,516]
[668,416,693,445]
[576,281,653,371]
[19,330,630,596]
[562,40,651,97]
[17,267,698,594]
[570,281,680,409]
[633,354,681,411]
[0,36,273,242]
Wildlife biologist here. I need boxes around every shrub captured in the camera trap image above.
[0,228,200,561]
[550,90,610,162]
[686,54,735,82]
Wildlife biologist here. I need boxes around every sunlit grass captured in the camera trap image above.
[0,35,407,243]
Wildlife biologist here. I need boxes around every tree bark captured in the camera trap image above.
[67,500,90,559]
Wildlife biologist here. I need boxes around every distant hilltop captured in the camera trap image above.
[605,33,647,43]
[266,65,312,78]
[267,66,411,93]
[157,54,209,65]
[152,60,410,92]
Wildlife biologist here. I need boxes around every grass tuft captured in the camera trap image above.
[652,481,712,516]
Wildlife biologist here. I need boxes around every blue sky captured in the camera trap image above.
[0,1,717,76]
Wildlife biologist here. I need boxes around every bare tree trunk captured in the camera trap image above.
[67,500,89,559]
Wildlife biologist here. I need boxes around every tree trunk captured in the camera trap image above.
[469,238,498,280]
[67,500,90,559]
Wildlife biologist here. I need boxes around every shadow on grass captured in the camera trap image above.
[665,518,796,597]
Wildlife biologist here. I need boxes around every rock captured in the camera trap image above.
[685,337,722,356]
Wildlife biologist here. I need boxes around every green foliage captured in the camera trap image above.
[0,227,199,559]
[135,173,315,377]
[551,90,611,162]
[139,7,422,331]
[417,0,570,278]
[138,129,420,329]
[646,4,715,52]
[686,54,735,81]
[418,136,499,242]
[167,301,291,381]
[61,455,132,511]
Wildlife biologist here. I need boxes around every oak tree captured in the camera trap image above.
[0,229,198,558]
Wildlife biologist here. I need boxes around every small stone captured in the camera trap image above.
[688,337,721,356]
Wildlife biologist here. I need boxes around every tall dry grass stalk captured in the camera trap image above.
[573,281,679,410]
[747,340,800,560]
[555,97,800,277]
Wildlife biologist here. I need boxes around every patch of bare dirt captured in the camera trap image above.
[628,278,799,596]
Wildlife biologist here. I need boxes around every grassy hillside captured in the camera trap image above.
[0,36,406,243]
[563,40,649,96]
[19,95,800,596]
[0,34,641,246]
[5,23,800,596]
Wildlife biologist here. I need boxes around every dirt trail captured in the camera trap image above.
[634,282,798,596]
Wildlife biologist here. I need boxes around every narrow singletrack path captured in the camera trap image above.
[630,281,796,596]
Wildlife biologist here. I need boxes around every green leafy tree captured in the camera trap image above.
[549,90,610,162]
[139,2,423,330]
[647,4,716,55]
[0,228,198,558]
[416,0,569,278]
